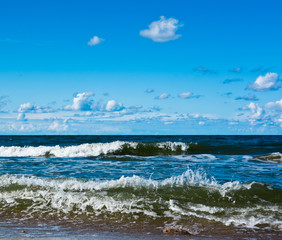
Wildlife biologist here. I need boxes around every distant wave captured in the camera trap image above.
[255,152,282,163]
[0,141,281,158]
[0,141,189,157]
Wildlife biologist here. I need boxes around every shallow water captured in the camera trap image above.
[0,135,281,238]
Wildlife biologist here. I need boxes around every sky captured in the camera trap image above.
[0,0,281,134]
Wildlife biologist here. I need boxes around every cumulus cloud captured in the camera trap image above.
[18,102,36,112]
[265,99,282,111]
[193,66,217,74]
[237,100,282,127]
[105,100,124,112]
[64,92,127,113]
[235,94,258,101]
[64,92,94,111]
[88,36,104,46]
[18,102,53,113]
[145,88,154,93]
[241,102,264,120]
[140,16,182,42]
[155,93,170,99]
[178,92,201,99]
[248,72,280,91]
[223,78,243,84]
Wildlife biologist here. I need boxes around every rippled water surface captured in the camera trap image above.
[0,135,281,238]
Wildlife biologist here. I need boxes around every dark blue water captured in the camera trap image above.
[0,135,281,238]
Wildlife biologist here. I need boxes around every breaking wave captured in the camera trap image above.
[0,168,281,230]
[0,141,189,157]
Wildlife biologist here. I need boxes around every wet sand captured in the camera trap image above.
[0,217,281,240]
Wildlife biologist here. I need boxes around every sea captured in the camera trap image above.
[0,135,281,239]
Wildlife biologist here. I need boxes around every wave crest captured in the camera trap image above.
[0,141,189,158]
[0,169,281,230]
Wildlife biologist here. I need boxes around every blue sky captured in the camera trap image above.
[0,0,281,134]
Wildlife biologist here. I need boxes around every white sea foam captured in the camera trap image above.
[0,168,216,191]
[0,168,258,194]
[0,141,189,158]
[157,141,189,151]
[168,200,282,229]
[0,170,281,229]
[174,154,217,161]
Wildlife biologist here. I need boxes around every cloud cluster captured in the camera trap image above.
[18,102,53,113]
[105,100,124,111]
[140,16,182,42]
[64,92,126,113]
[64,92,95,111]
[241,102,264,121]
[248,72,280,91]
[238,98,282,127]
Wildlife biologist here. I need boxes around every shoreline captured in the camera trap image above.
[1,218,281,240]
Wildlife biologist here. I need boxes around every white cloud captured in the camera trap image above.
[64,92,94,111]
[48,121,68,131]
[198,121,205,125]
[242,102,264,119]
[178,92,201,99]
[18,102,53,113]
[88,36,104,46]
[17,113,26,121]
[19,123,35,131]
[248,72,280,91]
[265,99,282,111]
[179,92,192,99]
[155,93,170,99]
[18,102,35,112]
[140,16,182,42]
[105,100,124,111]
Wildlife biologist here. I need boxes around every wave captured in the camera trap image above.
[1,140,281,158]
[0,141,189,157]
[0,169,281,230]
[255,152,282,163]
